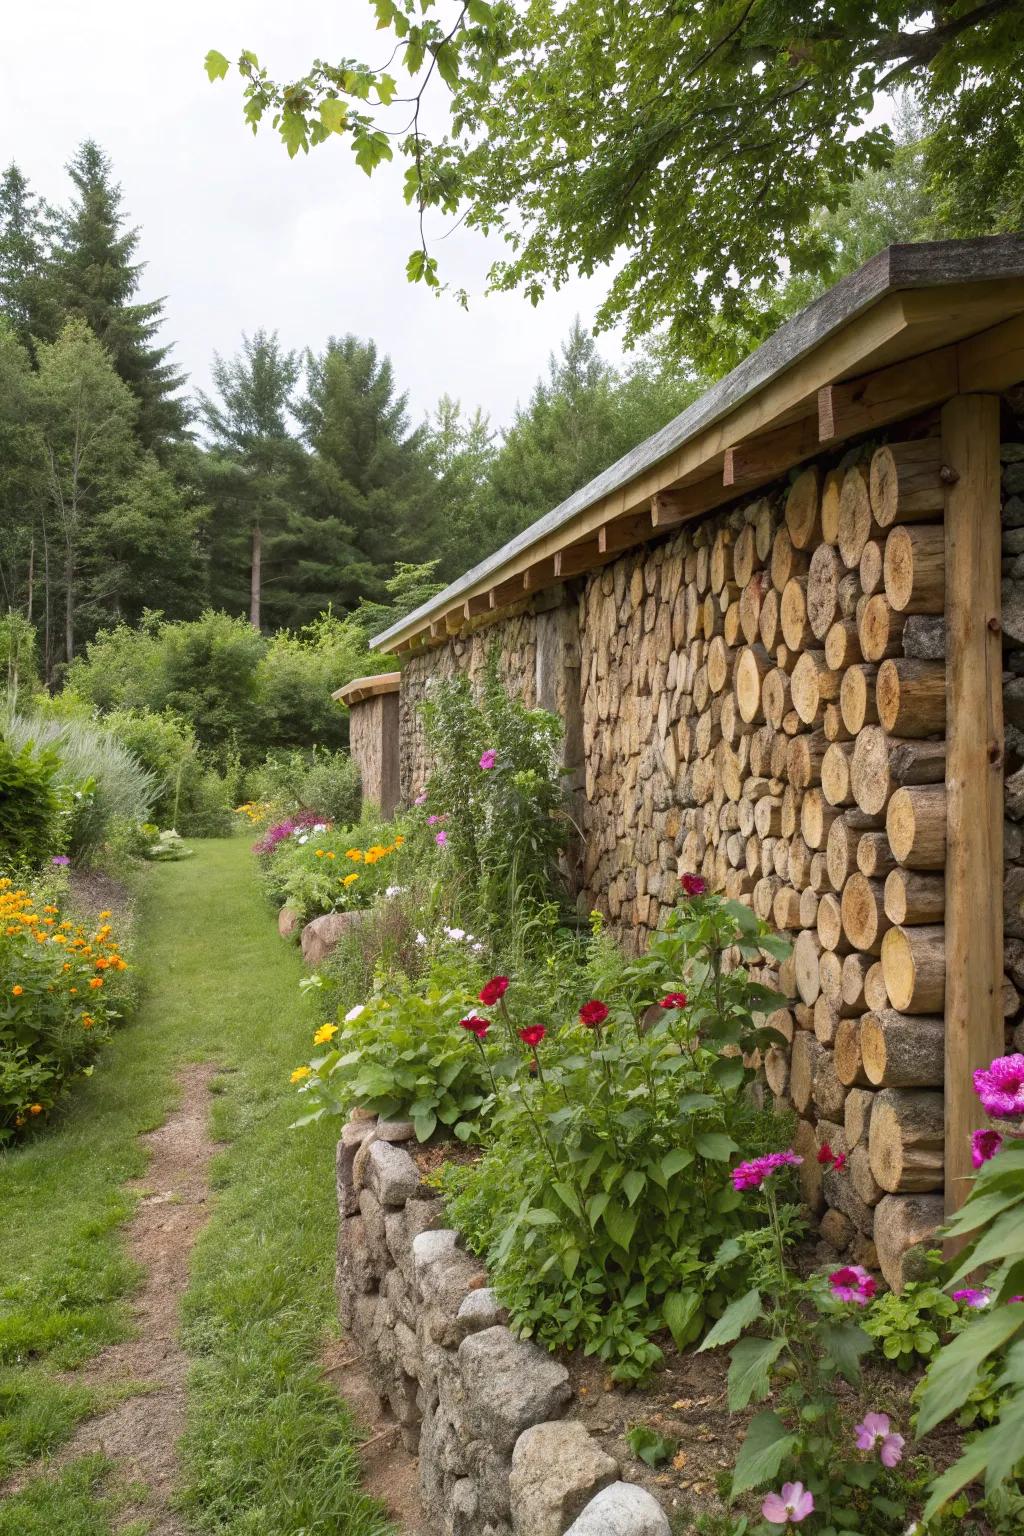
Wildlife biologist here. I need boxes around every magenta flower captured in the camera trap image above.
[971,1128,1004,1168]
[51,854,71,867]
[414,791,428,806]
[680,873,707,896]
[829,1265,877,1305]
[731,1150,802,1191]
[479,749,497,770]
[435,830,448,847]
[973,1054,1024,1119]
[953,1287,992,1309]
[855,1412,905,1467]
[762,1483,814,1525]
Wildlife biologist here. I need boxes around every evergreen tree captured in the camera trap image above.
[197,329,304,630]
[54,141,188,448]
[424,395,498,576]
[294,335,439,613]
[33,317,139,670]
[0,321,47,622]
[0,165,60,353]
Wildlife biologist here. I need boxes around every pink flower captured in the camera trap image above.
[659,992,688,1010]
[731,1150,802,1191]
[519,1024,546,1048]
[973,1054,1024,1119]
[459,1015,491,1039]
[579,999,609,1028]
[762,1483,814,1525]
[680,873,707,896]
[953,1287,992,1309]
[971,1128,1004,1168]
[435,830,448,846]
[51,854,71,867]
[479,749,497,770]
[414,791,428,806]
[829,1265,877,1305]
[855,1412,905,1467]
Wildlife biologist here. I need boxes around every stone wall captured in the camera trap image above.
[394,409,1024,1285]
[335,1113,671,1536]
[349,690,401,814]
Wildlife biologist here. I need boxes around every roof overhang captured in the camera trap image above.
[332,672,402,706]
[372,236,1024,655]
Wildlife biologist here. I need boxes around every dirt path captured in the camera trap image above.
[10,1063,218,1531]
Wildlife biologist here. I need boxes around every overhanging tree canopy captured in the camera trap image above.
[207,0,1024,369]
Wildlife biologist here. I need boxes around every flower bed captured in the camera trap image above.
[0,871,131,1138]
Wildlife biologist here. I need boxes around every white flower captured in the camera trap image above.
[471,942,484,954]
[313,823,327,832]
[385,885,407,899]
[344,1004,366,1022]
[444,925,467,941]
[297,834,308,844]
[415,932,428,947]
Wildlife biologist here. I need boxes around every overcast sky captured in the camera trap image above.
[1,1,616,433]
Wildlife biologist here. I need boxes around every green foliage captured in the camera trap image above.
[0,735,60,869]
[916,1135,1024,1521]
[248,746,361,827]
[441,890,797,1381]
[101,707,230,836]
[295,965,491,1141]
[626,1423,677,1469]
[5,713,155,864]
[353,559,445,642]
[0,877,131,1140]
[213,3,1023,366]
[0,611,40,705]
[421,646,568,933]
[862,1256,958,1370]
[256,817,416,925]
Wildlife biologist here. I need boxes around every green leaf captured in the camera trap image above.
[622,1169,646,1206]
[695,1131,738,1162]
[412,1109,436,1141]
[922,1415,1024,1520]
[603,1201,638,1254]
[727,1335,786,1411]
[626,1424,677,1468]
[525,1206,560,1226]
[552,1180,583,1219]
[699,1287,763,1352]
[319,98,348,134]
[664,1289,703,1349]
[819,1322,872,1385]
[204,49,230,81]
[661,1147,694,1180]
[712,1056,745,1091]
[917,1306,1024,1435]
[731,1410,797,1499]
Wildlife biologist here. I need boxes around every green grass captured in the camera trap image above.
[0,837,392,1534]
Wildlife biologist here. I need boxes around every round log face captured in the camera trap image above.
[880,925,946,1013]
[838,464,874,570]
[870,440,944,528]
[786,465,823,550]
[808,543,840,639]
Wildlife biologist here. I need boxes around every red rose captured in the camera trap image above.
[459,1015,491,1039]
[659,992,688,1010]
[479,976,510,1006]
[817,1143,834,1165]
[817,1143,847,1171]
[680,874,707,896]
[579,999,609,1028]
[519,1024,546,1048]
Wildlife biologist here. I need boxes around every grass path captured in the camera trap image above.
[0,837,393,1536]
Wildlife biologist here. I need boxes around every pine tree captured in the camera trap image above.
[294,335,440,613]
[197,329,304,630]
[54,141,188,449]
[0,164,60,353]
[424,395,498,577]
[0,322,47,622]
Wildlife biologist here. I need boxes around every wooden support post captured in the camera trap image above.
[942,393,1003,1224]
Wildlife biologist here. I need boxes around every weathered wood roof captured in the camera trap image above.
[372,236,1024,654]
[332,672,402,706]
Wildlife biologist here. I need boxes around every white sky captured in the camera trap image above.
[0,0,616,433]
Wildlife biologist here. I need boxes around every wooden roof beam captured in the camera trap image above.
[463,592,491,620]
[523,555,557,592]
[818,343,958,442]
[650,476,735,530]
[598,513,653,555]
[723,415,820,487]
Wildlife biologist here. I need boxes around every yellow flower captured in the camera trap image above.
[326,851,336,860]
[313,1023,338,1045]
[345,849,363,861]
[28,1103,42,1115]
[89,977,104,989]
[82,1014,94,1029]
[11,984,24,996]
[394,835,405,847]
[290,1065,312,1083]
[342,872,359,886]
[315,848,326,859]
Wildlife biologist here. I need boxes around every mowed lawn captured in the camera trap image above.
[0,836,392,1536]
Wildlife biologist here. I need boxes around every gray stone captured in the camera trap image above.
[1001,443,1024,463]
[451,1477,479,1536]
[902,615,946,660]
[366,1138,420,1207]
[510,1421,619,1536]
[418,1237,485,1347]
[457,1286,505,1335]
[1006,866,1024,939]
[337,1121,375,1217]
[339,1214,377,1295]
[376,1117,417,1142]
[1004,528,1024,556]
[358,1187,389,1272]
[458,1326,571,1453]
[300,909,365,966]
[1003,494,1024,526]
[564,1482,671,1535]
[278,905,301,938]
[1004,462,1024,495]
[1007,765,1024,822]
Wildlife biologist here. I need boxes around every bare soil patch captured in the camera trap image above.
[320,1339,424,1534]
[8,1063,218,1532]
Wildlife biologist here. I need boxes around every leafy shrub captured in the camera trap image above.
[248,746,361,825]
[438,887,795,1381]
[256,813,423,924]
[862,1255,958,1369]
[293,961,491,1141]
[4,713,156,865]
[0,876,130,1139]
[102,707,234,836]
[420,646,567,932]
[0,735,61,869]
